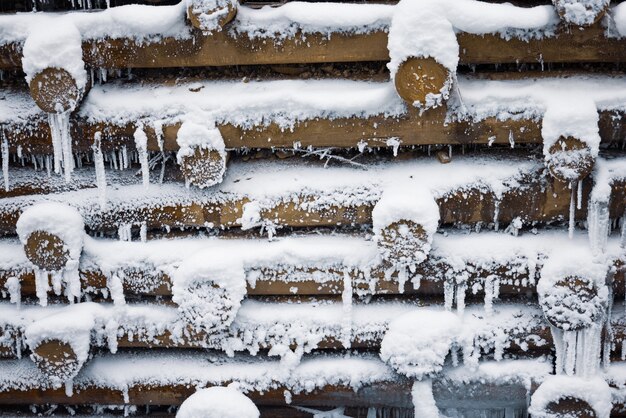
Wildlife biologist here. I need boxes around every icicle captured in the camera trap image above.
[34,269,49,306]
[493,198,501,231]
[93,132,107,210]
[588,198,610,255]
[153,121,164,152]
[134,126,149,188]
[118,224,132,241]
[65,379,74,397]
[577,180,583,210]
[621,210,626,249]
[121,145,129,169]
[484,275,500,315]
[341,270,353,349]
[397,267,408,294]
[1,135,8,192]
[108,273,126,306]
[551,325,603,377]
[568,181,576,239]
[508,130,515,148]
[48,113,74,182]
[411,380,440,418]
[444,279,455,311]
[5,276,21,308]
[140,222,147,243]
[456,279,467,315]
[110,151,118,170]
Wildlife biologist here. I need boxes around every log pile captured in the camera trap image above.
[0,0,625,417]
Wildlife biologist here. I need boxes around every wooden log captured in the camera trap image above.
[552,0,608,27]
[394,57,450,107]
[29,68,82,114]
[1,22,625,71]
[539,276,607,331]
[179,148,228,188]
[546,136,595,182]
[24,231,70,271]
[187,0,238,33]
[377,221,430,268]
[544,397,597,418]
[31,340,83,381]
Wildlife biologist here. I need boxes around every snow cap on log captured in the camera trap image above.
[380,309,460,379]
[171,251,246,332]
[537,249,609,331]
[16,202,84,273]
[529,375,611,418]
[552,0,609,26]
[373,184,439,269]
[177,121,227,189]
[177,386,260,418]
[388,0,456,109]
[24,303,102,385]
[22,19,87,114]
[186,0,238,33]
[542,98,599,182]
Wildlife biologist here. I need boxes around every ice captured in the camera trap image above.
[49,113,74,182]
[1,135,8,192]
[93,132,107,210]
[133,126,149,189]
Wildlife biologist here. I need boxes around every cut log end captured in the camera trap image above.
[187,2,237,33]
[540,276,606,331]
[544,397,597,418]
[24,230,70,271]
[179,148,227,189]
[31,340,82,381]
[552,0,608,27]
[378,221,430,267]
[394,57,450,108]
[546,136,595,182]
[29,67,81,114]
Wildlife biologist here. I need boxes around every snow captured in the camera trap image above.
[380,309,461,379]
[176,121,227,188]
[186,0,237,33]
[554,0,610,26]
[411,380,439,418]
[177,386,259,418]
[133,126,149,189]
[529,375,611,418]
[372,184,440,266]
[615,2,626,36]
[21,19,87,97]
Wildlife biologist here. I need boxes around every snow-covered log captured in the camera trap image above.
[177,387,259,418]
[177,122,227,189]
[28,68,83,115]
[545,136,596,182]
[186,0,238,34]
[393,57,451,108]
[529,375,611,418]
[30,339,83,383]
[552,0,610,26]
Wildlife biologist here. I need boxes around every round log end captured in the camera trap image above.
[187,2,237,33]
[24,230,70,271]
[29,67,81,114]
[179,148,227,189]
[552,0,608,27]
[394,57,450,107]
[546,136,595,182]
[32,340,82,381]
[544,397,597,418]
[540,276,606,331]
[378,221,430,267]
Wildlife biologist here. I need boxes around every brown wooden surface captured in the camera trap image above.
[1,22,625,70]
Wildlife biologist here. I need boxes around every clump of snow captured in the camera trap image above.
[541,97,600,180]
[380,309,460,379]
[177,386,259,418]
[411,380,440,418]
[16,202,85,305]
[553,0,609,26]
[615,2,626,37]
[537,249,609,331]
[21,19,87,99]
[176,121,227,188]
[529,375,611,418]
[171,252,246,332]
[232,2,393,39]
[186,0,237,33]
[372,184,439,268]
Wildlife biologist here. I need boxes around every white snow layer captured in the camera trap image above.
[529,375,611,418]
[177,386,260,418]
[554,0,610,26]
